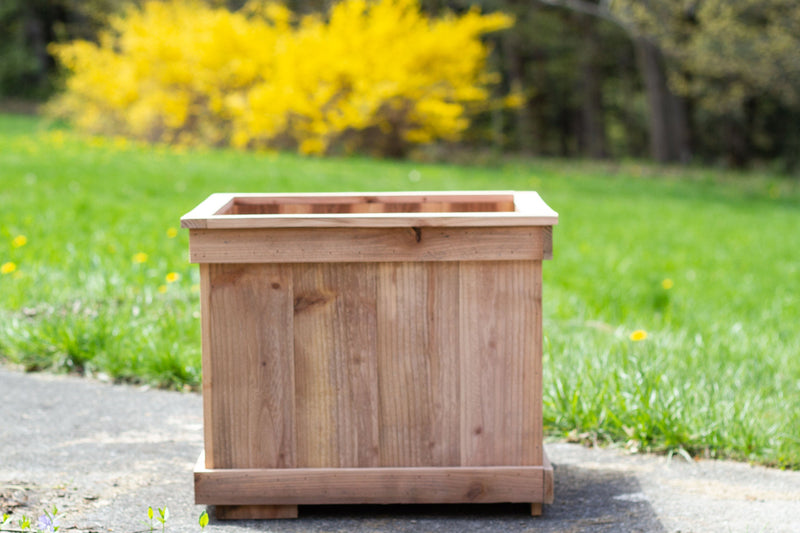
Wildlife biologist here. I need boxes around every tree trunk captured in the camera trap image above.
[22,3,50,90]
[667,90,691,163]
[724,98,756,167]
[634,37,691,163]
[502,35,534,155]
[579,16,607,158]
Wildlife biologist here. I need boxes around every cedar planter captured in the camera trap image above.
[181,191,558,519]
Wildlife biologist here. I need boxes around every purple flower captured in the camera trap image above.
[37,514,58,533]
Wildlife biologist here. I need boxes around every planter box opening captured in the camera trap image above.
[220,194,516,215]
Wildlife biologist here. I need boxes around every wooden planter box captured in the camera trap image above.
[181,191,558,519]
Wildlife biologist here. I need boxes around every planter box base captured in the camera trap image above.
[213,505,299,520]
[195,452,554,519]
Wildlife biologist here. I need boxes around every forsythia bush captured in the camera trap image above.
[48,0,513,156]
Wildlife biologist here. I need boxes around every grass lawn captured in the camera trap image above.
[1,112,799,468]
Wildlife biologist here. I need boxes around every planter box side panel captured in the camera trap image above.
[201,260,543,472]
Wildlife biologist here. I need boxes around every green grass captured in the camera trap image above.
[2,113,799,468]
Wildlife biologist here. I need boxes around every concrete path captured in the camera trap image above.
[2,366,799,533]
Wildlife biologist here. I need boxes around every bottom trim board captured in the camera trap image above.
[194,452,554,506]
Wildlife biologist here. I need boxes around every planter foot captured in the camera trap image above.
[215,505,298,520]
[530,503,543,516]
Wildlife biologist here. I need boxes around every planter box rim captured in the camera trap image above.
[181,191,558,229]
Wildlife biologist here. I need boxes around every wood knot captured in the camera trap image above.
[466,482,485,500]
[294,292,332,313]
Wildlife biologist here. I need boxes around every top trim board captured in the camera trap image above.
[180,191,558,229]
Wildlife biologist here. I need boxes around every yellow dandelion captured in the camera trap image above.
[166,272,180,283]
[49,130,66,146]
[88,136,106,148]
[1,262,17,275]
[158,285,168,294]
[661,278,674,290]
[12,235,27,248]
[112,136,129,150]
[166,227,178,238]
[132,252,148,264]
[629,329,648,342]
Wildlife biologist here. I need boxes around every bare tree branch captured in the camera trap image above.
[535,0,639,35]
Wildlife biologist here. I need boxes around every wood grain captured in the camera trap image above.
[203,263,296,469]
[214,505,298,520]
[543,451,554,504]
[197,213,558,229]
[188,227,550,263]
[180,191,558,229]
[292,263,380,468]
[234,200,513,215]
[180,193,235,229]
[199,263,216,468]
[376,262,460,467]
[195,464,550,505]
[459,261,542,467]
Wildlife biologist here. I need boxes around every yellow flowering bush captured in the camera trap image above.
[48,0,512,156]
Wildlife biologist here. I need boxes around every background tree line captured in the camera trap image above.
[2,0,799,170]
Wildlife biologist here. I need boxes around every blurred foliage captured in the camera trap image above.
[46,0,512,157]
[610,0,800,167]
[3,0,800,167]
[615,0,800,114]
[0,0,123,98]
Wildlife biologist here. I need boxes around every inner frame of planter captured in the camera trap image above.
[219,194,517,215]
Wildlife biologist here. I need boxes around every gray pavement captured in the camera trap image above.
[1,366,799,533]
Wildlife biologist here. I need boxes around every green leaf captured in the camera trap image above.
[148,507,154,520]
[198,510,209,529]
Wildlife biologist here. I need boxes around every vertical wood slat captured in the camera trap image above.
[293,263,380,468]
[204,263,296,470]
[199,264,215,468]
[376,263,460,467]
[459,261,542,467]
